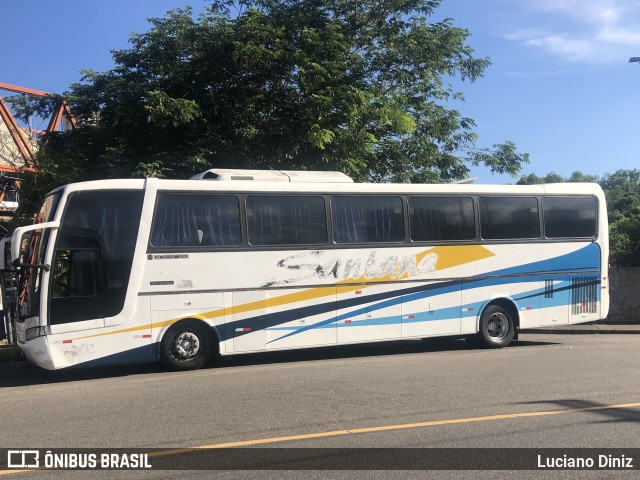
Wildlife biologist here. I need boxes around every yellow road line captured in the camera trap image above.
[193,402,640,449]
[2,401,639,475]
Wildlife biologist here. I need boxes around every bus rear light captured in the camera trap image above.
[62,339,73,344]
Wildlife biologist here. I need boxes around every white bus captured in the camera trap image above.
[3,169,609,371]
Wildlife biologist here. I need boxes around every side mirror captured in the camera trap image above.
[10,221,60,270]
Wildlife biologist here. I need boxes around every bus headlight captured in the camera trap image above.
[25,326,47,341]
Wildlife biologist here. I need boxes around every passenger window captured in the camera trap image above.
[246,196,326,246]
[332,196,404,244]
[480,196,540,239]
[151,194,242,247]
[409,196,475,241]
[544,196,597,238]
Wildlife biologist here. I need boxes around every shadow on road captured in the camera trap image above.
[215,337,556,369]
[0,362,166,388]
[518,398,640,423]
[0,337,558,388]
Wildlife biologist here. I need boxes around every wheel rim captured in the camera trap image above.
[170,331,201,360]
[486,312,510,340]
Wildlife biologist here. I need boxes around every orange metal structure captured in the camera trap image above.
[0,81,77,171]
[0,82,77,132]
[0,82,77,233]
[0,98,34,172]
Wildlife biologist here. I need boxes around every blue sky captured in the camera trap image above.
[1,0,639,183]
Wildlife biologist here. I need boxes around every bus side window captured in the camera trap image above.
[480,196,540,240]
[543,196,597,238]
[150,194,242,248]
[332,196,404,244]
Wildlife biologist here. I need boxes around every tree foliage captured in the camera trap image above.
[518,169,640,267]
[517,172,565,185]
[600,170,640,267]
[8,0,528,207]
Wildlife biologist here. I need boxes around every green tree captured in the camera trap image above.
[11,0,528,212]
[568,171,599,183]
[517,172,564,184]
[600,170,640,267]
[517,171,597,185]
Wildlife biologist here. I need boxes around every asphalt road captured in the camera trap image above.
[1,332,639,479]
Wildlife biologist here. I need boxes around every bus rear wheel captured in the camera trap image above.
[477,304,515,348]
[160,320,213,371]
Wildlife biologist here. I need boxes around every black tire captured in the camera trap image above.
[160,320,213,371]
[477,304,515,348]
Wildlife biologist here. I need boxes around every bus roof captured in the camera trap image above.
[56,177,605,199]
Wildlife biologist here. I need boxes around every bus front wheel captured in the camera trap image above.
[160,320,213,371]
[477,304,515,348]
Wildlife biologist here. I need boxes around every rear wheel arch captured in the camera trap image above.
[482,298,519,329]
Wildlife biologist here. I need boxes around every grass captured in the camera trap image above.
[0,344,24,363]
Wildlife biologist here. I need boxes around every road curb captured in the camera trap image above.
[521,327,640,335]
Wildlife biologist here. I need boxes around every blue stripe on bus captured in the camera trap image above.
[226,244,601,344]
[267,272,600,343]
[265,277,600,336]
[266,276,600,343]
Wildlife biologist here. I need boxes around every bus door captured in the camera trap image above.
[44,190,147,365]
[43,228,134,366]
